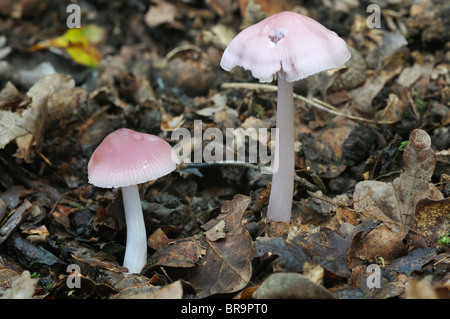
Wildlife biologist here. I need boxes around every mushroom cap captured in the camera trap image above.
[220,11,351,83]
[88,128,179,188]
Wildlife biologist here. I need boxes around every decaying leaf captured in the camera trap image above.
[254,236,310,271]
[147,228,171,251]
[71,253,127,274]
[187,194,254,298]
[336,206,360,226]
[353,129,443,230]
[49,270,117,298]
[349,224,407,265]
[293,227,352,278]
[387,247,437,275]
[300,123,353,179]
[413,198,450,243]
[147,236,206,269]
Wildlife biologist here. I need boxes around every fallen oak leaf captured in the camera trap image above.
[353,129,443,232]
[146,236,206,269]
[187,194,254,298]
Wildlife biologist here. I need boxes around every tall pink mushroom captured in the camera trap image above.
[221,11,351,222]
[88,128,179,274]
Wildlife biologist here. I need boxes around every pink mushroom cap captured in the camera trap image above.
[220,11,351,83]
[88,128,179,188]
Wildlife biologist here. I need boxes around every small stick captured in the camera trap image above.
[221,82,397,125]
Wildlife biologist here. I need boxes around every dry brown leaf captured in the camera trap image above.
[353,129,443,230]
[349,224,408,264]
[301,123,354,179]
[336,206,360,226]
[147,228,171,251]
[147,236,206,269]
[254,236,310,272]
[413,198,450,243]
[293,227,352,278]
[187,194,254,298]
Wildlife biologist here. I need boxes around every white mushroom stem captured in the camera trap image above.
[121,184,147,274]
[266,76,295,222]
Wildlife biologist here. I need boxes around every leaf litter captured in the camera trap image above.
[0,0,449,300]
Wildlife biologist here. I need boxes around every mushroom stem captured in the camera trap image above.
[121,184,147,274]
[266,76,295,222]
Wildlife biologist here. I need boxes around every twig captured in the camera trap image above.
[221,82,397,125]
[178,161,261,171]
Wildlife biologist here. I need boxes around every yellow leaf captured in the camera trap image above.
[30,25,105,68]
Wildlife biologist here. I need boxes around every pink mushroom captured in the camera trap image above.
[220,11,351,223]
[88,128,179,274]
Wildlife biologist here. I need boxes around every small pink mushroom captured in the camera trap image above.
[88,128,179,274]
[221,11,351,223]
